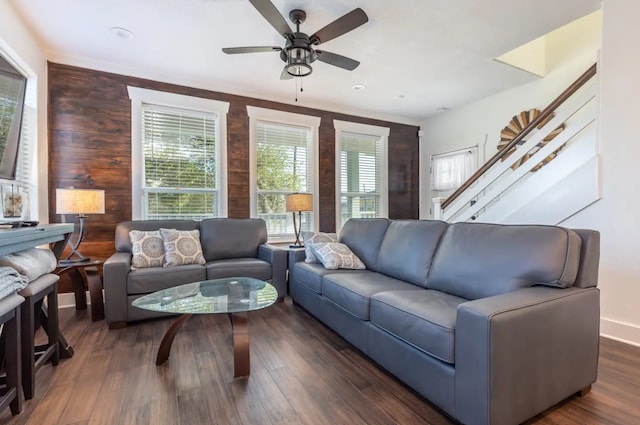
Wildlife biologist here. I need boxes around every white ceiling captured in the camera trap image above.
[9,0,600,124]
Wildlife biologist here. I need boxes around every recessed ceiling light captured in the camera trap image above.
[352,84,366,92]
[110,27,135,40]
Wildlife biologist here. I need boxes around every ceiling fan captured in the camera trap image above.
[222,0,368,79]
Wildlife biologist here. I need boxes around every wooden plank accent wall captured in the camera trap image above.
[48,62,420,266]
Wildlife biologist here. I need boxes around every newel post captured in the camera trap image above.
[432,197,445,220]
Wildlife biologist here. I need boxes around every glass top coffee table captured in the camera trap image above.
[132,277,277,377]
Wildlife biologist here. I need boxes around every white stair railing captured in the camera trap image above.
[433,64,598,223]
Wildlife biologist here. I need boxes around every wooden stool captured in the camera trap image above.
[18,274,59,400]
[0,293,24,415]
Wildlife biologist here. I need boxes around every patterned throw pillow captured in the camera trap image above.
[160,228,206,267]
[130,230,165,269]
[301,231,337,263]
[309,242,366,270]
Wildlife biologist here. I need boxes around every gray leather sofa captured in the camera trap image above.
[104,218,287,327]
[289,218,600,425]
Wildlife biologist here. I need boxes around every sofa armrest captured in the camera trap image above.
[290,248,306,264]
[258,244,287,299]
[455,286,600,425]
[103,252,132,325]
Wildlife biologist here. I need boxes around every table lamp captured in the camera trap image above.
[56,187,105,264]
[285,193,313,248]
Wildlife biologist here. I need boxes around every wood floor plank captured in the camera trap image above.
[4,300,640,425]
[87,371,126,425]
[177,388,213,425]
[23,382,74,425]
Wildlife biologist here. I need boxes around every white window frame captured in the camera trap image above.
[247,105,320,242]
[128,87,229,220]
[0,43,37,221]
[334,120,389,231]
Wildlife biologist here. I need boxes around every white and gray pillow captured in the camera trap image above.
[309,242,366,270]
[160,228,206,267]
[301,231,337,263]
[130,230,165,269]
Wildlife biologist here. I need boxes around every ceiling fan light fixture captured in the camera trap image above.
[286,62,312,77]
[286,47,313,77]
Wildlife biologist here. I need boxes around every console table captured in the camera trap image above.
[0,223,75,357]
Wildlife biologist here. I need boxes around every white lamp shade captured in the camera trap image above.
[56,188,105,215]
[286,193,313,212]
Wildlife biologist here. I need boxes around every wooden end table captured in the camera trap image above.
[55,259,105,322]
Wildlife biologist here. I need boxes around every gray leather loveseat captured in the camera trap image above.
[289,218,600,425]
[104,218,287,327]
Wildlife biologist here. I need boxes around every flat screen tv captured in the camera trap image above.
[0,54,27,181]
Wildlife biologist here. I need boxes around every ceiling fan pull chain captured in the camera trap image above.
[300,78,304,93]
[295,77,298,102]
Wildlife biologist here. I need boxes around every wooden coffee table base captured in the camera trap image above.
[155,312,250,377]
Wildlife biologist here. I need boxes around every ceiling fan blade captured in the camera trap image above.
[280,67,293,80]
[316,50,360,71]
[248,0,292,39]
[310,8,368,45]
[222,46,282,54]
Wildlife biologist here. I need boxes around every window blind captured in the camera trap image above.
[256,120,313,237]
[0,64,26,182]
[142,103,219,220]
[339,131,383,228]
[0,55,32,220]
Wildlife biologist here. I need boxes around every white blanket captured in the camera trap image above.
[0,266,29,300]
[0,247,57,282]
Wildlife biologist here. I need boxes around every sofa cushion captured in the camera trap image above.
[200,218,267,261]
[301,231,337,263]
[322,271,422,320]
[338,218,390,271]
[205,258,271,281]
[427,222,582,300]
[370,290,467,364]
[130,230,165,269]
[116,220,199,253]
[310,242,366,270]
[127,264,206,294]
[160,228,206,266]
[376,220,448,287]
[289,262,347,294]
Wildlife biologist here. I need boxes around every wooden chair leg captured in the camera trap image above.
[47,288,59,365]
[20,296,36,400]
[577,385,592,397]
[7,307,23,415]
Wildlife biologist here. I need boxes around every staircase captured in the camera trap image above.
[433,64,600,225]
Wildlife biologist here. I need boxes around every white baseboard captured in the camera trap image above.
[58,291,91,309]
[600,318,640,348]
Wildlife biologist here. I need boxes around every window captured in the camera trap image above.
[430,148,477,192]
[247,106,319,241]
[334,120,389,230]
[128,87,229,219]
[0,48,36,220]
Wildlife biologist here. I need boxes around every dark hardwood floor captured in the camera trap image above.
[2,299,639,425]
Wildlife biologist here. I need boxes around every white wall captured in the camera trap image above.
[561,0,640,346]
[420,11,601,219]
[421,3,640,347]
[0,1,48,222]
